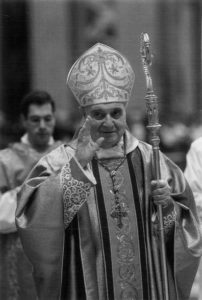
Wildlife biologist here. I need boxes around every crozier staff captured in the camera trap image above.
[140,32,168,300]
[16,43,202,300]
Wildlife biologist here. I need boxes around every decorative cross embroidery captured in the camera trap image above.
[111,203,128,229]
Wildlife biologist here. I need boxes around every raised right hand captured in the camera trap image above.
[75,116,104,168]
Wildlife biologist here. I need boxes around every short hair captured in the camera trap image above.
[20,90,55,118]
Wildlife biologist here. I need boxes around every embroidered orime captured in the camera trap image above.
[60,162,91,228]
[152,208,177,238]
[163,209,177,231]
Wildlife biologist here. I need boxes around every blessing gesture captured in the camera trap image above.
[75,116,104,168]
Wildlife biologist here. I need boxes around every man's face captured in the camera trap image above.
[23,103,55,150]
[84,102,127,149]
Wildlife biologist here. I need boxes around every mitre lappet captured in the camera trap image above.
[67,43,135,107]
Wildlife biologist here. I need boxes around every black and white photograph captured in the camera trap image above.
[0,0,201,299]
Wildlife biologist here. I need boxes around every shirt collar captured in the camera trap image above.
[20,133,54,146]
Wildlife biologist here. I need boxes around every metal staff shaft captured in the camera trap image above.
[140,33,169,300]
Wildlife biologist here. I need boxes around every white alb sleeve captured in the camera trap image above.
[0,187,20,233]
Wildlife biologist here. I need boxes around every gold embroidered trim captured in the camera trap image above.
[163,209,177,230]
[61,162,91,228]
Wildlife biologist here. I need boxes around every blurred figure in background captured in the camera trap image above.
[187,111,202,143]
[184,137,202,300]
[0,90,61,299]
[160,113,190,171]
[127,107,147,142]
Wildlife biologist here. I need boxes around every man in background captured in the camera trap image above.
[0,90,61,299]
[184,136,202,300]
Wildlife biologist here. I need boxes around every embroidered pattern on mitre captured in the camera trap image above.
[67,43,135,107]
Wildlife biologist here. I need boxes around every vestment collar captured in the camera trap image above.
[69,130,139,159]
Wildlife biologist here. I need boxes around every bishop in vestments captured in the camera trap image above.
[16,43,202,300]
